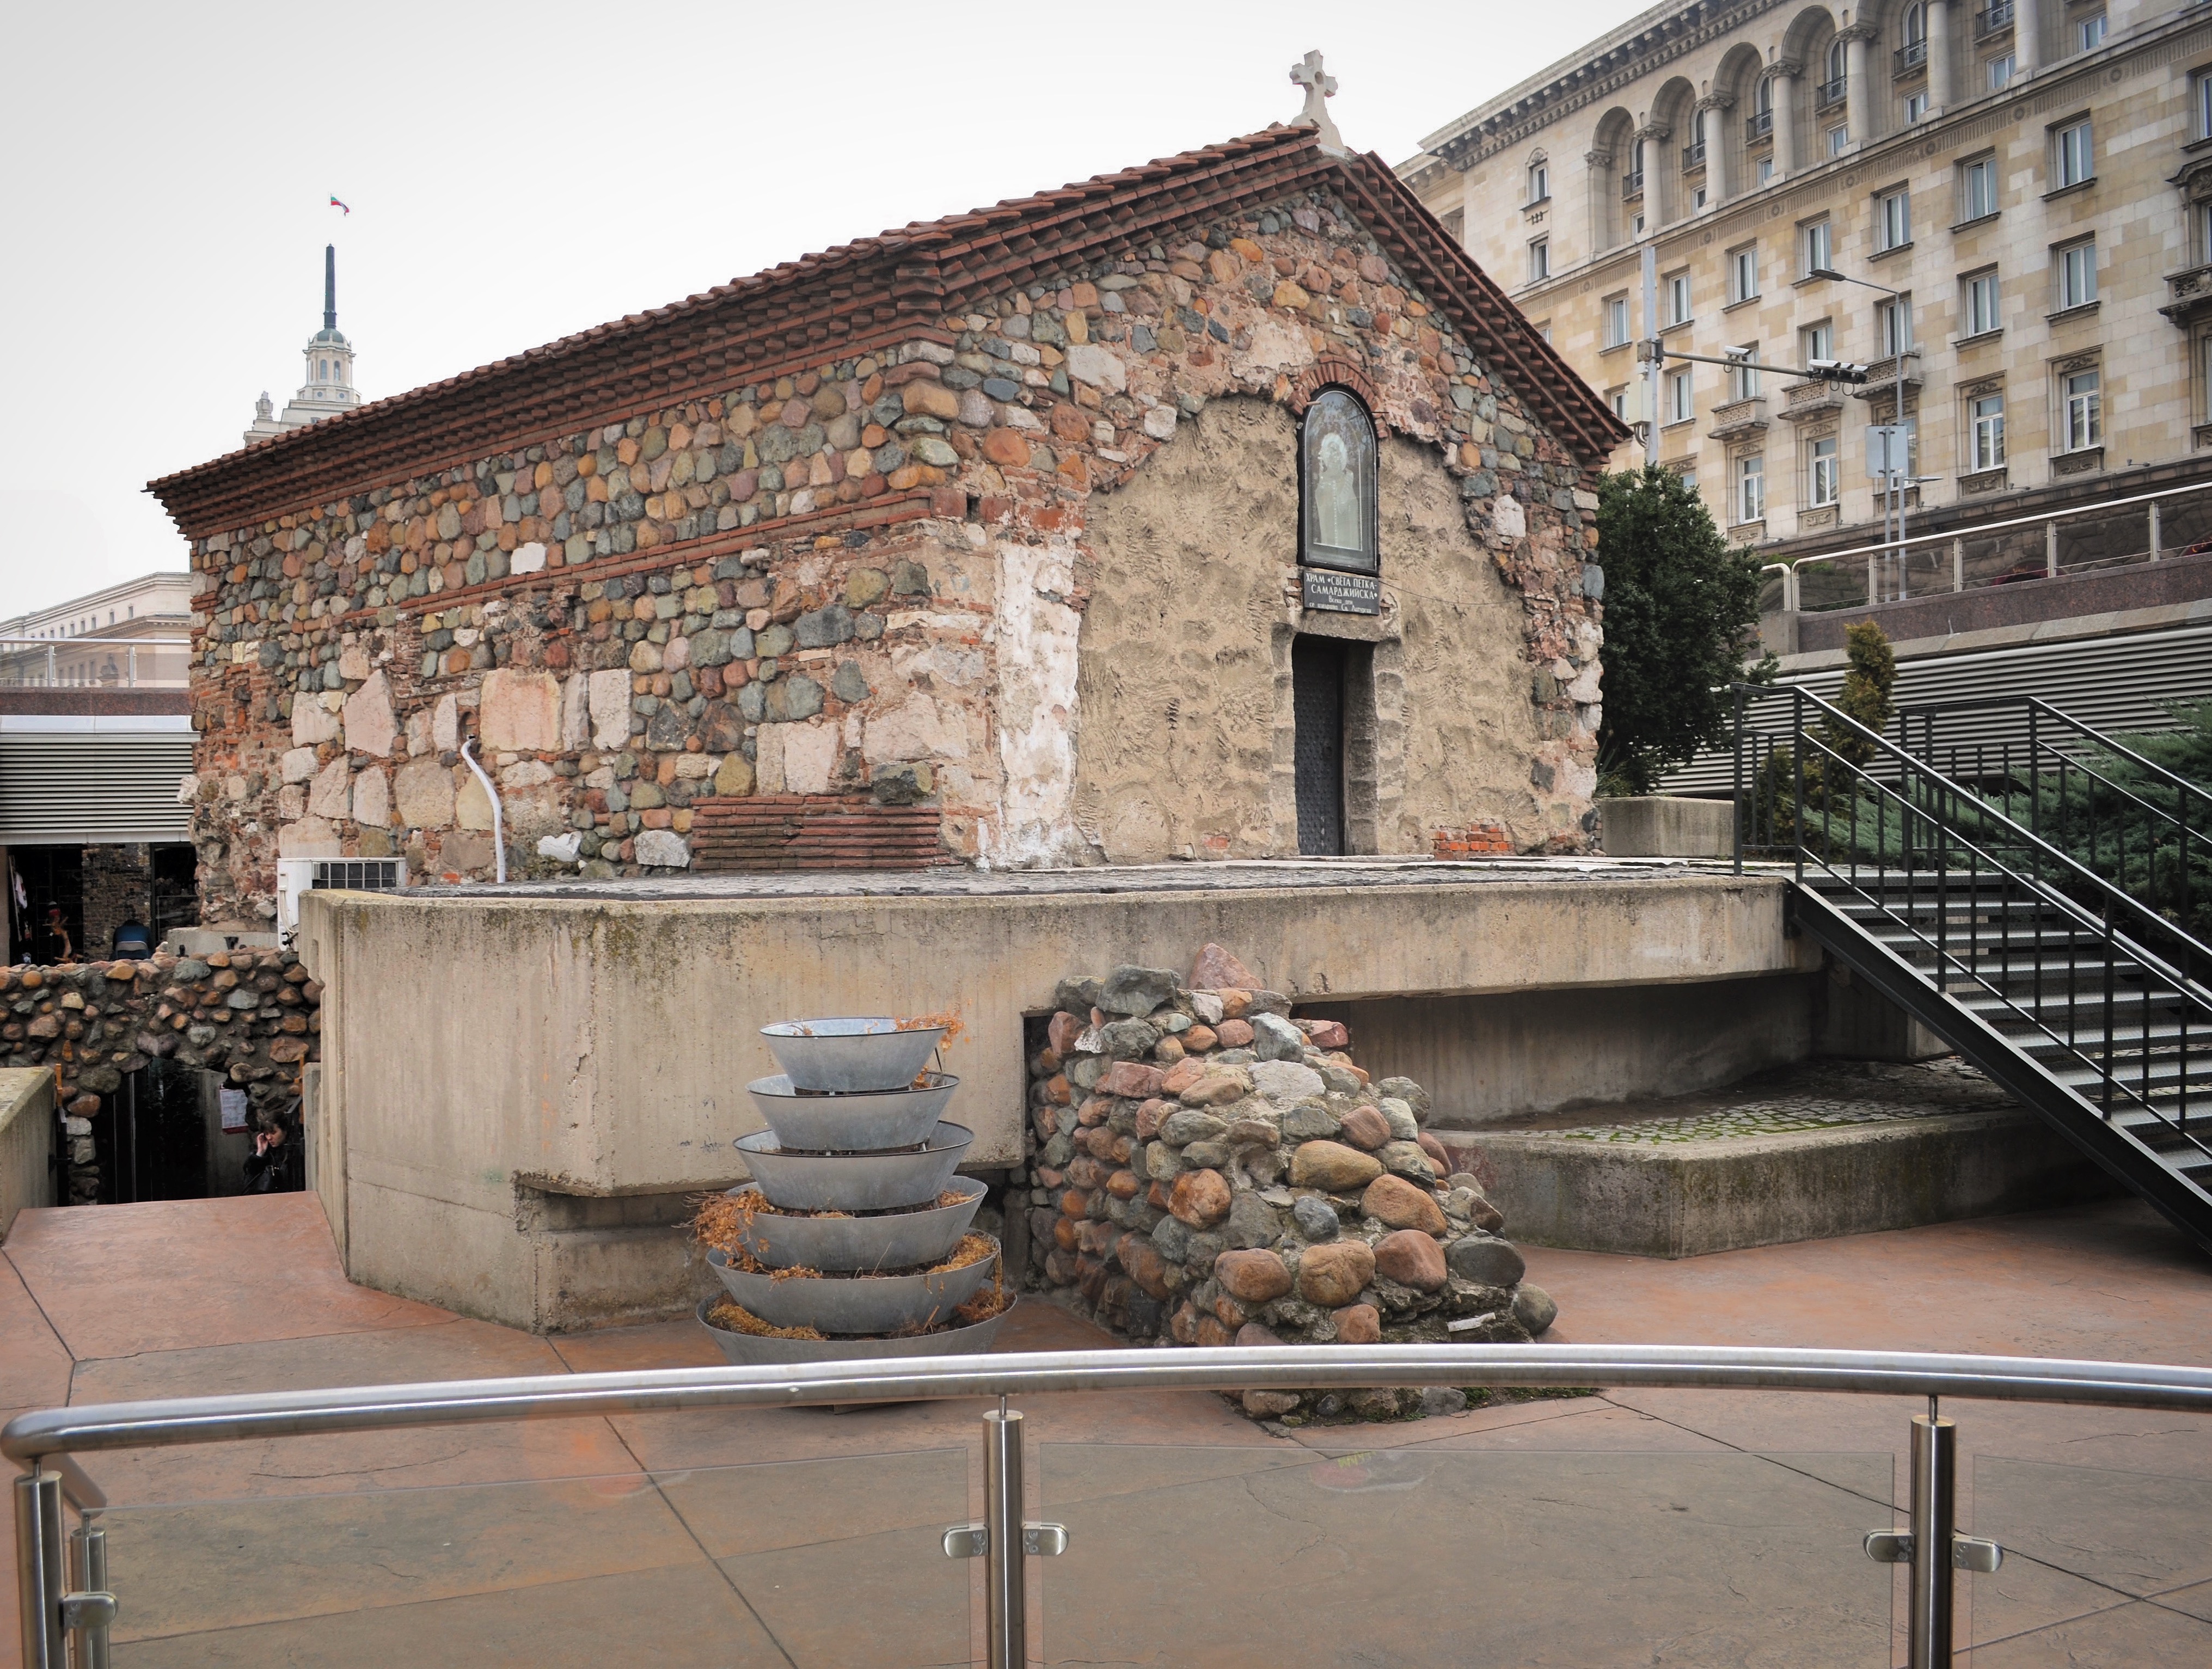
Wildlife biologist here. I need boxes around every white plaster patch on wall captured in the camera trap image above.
[1236,317,1314,378]
[1492,496,1526,539]
[986,536,1087,868]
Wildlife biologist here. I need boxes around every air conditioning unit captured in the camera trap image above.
[275,857,407,942]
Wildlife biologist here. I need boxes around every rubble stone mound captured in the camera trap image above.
[1019,950,1557,1420]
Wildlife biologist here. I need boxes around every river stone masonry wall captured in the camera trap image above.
[1020,947,1557,1420]
[0,953,319,1203]
[175,179,1604,924]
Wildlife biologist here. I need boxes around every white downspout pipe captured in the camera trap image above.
[458,739,506,884]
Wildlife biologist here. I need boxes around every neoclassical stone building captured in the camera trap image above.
[1404,0,2212,561]
[151,122,1624,920]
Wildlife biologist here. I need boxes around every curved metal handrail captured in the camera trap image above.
[11,1344,2212,1466]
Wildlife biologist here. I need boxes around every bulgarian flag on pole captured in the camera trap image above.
[329,196,351,215]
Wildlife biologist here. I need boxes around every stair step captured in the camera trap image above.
[2050,1058,2212,1094]
[2013,1022,2202,1053]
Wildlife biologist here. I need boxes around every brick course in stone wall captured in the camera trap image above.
[156,132,1622,925]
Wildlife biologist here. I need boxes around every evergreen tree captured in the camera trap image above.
[1595,465,1772,794]
[1822,621,1897,768]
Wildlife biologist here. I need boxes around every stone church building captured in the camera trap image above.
[152,122,1625,922]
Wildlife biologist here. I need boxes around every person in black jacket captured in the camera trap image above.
[243,1112,303,1193]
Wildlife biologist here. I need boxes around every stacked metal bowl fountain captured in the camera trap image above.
[698,1017,1007,1364]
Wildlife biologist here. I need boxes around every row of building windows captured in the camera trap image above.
[1600,226,2101,355]
[1629,362,2108,529]
[1560,106,2111,287]
[9,608,136,641]
[1522,21,2212,284]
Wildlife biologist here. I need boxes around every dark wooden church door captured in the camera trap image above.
[1292,636,1346,856]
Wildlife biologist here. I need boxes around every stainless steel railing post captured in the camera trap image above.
[14,1470,64,1668]
[1908,1413,1957,1668]
[72,1521,111,1669]
[983,1403,1026,1669]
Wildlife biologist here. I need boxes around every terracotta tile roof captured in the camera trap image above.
[149,125,1625,538]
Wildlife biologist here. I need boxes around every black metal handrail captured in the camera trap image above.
[1621,168,1645,199]
[1975,1,2015,36]
[1894,696,2209,953]
[1816,73,1848,107]
[1681,140,1706,170]
[1745,108,1774,141]
[1895,39,1928,73]
[1731,683,2208,1148]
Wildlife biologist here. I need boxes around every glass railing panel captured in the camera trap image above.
[1973,1456,2212,1659]
[91,1446,968,1666]
[1042,1443,1894,1666]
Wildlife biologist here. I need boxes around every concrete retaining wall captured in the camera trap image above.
[1597,797,1734,859]
[0,1069,54,1239]
[1442,1109,2115,1258]
[299,867,1817,1331]
[1300,975,1818,1126]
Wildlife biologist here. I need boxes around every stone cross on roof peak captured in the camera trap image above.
[1290,50,1346,156]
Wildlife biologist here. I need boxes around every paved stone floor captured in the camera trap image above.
[4,1190,2208,1666]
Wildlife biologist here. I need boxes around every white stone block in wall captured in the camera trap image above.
[559,674,590,751]
[352,767,389,828]
[478,670,561,752]
[292,701,341,746]
[342,671,397,758]
[779,722,837,795]
[634,830,689,868]
[587,671,631,751]
[308,756,351,820]
[1064,343,1127,392]
[394,759,455,830]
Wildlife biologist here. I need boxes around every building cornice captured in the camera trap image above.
[1490,8,2212,306]
[1413,0,1781,176]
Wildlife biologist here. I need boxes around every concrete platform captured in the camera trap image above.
[296,857,1828,1332]
[1445,1060,2118,1257]
[5,1191,2210,1664]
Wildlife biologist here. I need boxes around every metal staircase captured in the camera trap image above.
[1732,685,2212,1253]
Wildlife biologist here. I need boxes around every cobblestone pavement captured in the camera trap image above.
[1499,1055,2015,1144]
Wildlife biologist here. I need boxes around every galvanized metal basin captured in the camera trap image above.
[762,1016,948,1094]
[706,1236,1000,1333]
[694,1295,1009,1366]
[725,1179,985,1273]
[734,1121,973,1211]
[745,1073,958,1152]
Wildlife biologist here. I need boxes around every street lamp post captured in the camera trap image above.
[1812,265,1916,602]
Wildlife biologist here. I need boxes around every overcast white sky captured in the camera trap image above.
[0,0,1639,618]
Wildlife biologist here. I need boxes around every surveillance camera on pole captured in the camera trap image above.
[1807,358,1871,385]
